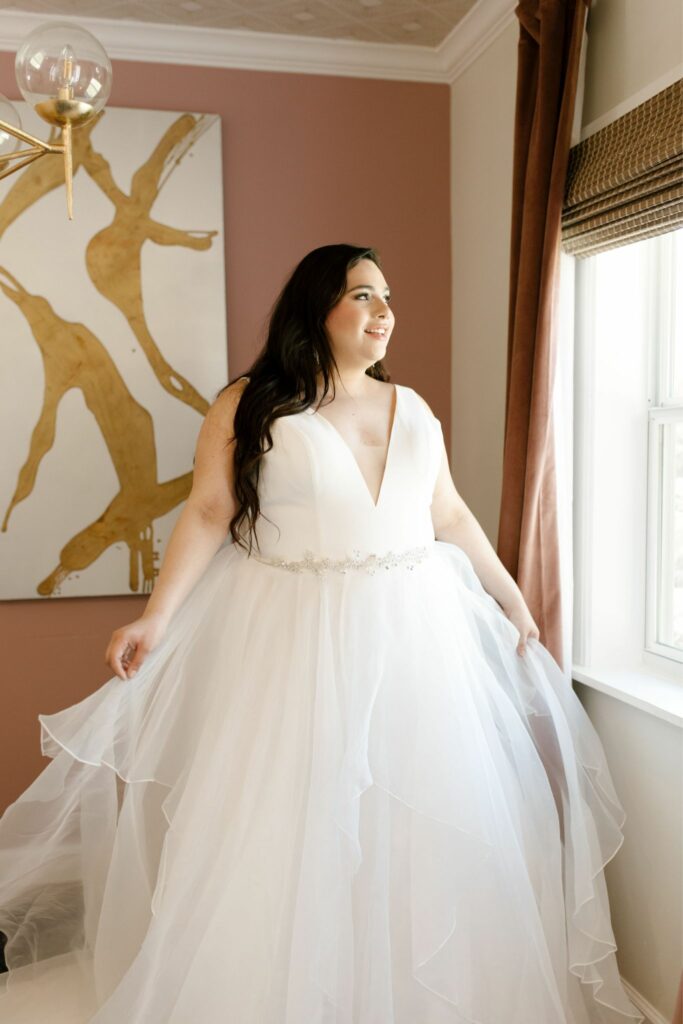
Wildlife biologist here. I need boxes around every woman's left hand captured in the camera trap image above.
[504,600,541,656]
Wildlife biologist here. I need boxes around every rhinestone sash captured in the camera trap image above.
[250,544,430,577]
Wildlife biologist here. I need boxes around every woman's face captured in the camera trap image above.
[323,258,395,371]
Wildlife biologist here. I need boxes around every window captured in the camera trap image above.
[572,227,683,682]
[646,229,683,663]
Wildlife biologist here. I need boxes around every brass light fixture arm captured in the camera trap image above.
[0,116,71,215]
[0,116,63,153]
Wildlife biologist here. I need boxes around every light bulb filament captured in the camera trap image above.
[57,44,75,100]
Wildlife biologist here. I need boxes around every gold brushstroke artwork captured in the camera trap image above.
[0,107,226,598]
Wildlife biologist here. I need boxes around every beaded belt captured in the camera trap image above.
[250,544,430,577]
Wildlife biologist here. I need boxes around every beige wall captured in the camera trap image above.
[576,686,683,1017]
[449,19,518,542]
[449,1,683,1018]
[582,0,683,127]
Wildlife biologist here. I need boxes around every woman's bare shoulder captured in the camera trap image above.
[208,376,250,423]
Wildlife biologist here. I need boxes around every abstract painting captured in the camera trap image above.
[0,104,227,599]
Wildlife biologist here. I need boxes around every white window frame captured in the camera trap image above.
[570,230,683,726]
[645,230,683,666]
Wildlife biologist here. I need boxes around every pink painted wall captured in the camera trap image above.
[0,53,451,813]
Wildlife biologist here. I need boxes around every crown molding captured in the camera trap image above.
[0,2,517,84]
[436,0,517,84]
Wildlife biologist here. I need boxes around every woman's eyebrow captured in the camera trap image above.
[347,284,391,293]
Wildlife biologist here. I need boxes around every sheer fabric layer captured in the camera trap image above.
[0,539,644,1023]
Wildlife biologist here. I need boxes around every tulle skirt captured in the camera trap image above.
[0,539,645,1023]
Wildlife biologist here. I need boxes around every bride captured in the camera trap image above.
[0,244,643,1023]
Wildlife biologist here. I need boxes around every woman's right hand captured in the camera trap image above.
[105,614,168,680]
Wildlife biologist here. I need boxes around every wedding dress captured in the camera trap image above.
[0,383,645,1023]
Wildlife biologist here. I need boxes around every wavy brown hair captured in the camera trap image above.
[217,243,390,555]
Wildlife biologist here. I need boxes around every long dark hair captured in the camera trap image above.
[217,243,390,555]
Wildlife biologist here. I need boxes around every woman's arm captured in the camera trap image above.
[141,379,246,624]
[105,377,247,678]
[415,394,540,654]
[429,444,526,614]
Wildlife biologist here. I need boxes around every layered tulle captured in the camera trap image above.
[0,537,644,1023]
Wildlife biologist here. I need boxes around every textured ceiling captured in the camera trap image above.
[0,0,480,48]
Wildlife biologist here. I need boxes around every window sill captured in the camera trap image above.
[571,664,683,730]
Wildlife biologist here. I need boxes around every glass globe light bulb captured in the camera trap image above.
[15,22,112,129]
[0,93,22,156]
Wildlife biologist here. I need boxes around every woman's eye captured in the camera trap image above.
[355,293,391,303]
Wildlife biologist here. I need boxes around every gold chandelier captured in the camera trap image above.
[0,21,112,219]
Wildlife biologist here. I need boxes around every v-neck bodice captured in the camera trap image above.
[248,383,443,563]
[305,383,399,509]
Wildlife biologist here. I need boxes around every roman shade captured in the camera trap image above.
[561,78,683,257]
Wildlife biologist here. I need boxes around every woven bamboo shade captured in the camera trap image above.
[561,78,683,257]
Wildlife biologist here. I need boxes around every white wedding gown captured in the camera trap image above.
[0,383,644,1023]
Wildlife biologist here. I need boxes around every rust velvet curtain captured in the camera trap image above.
[497,0,590,670]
